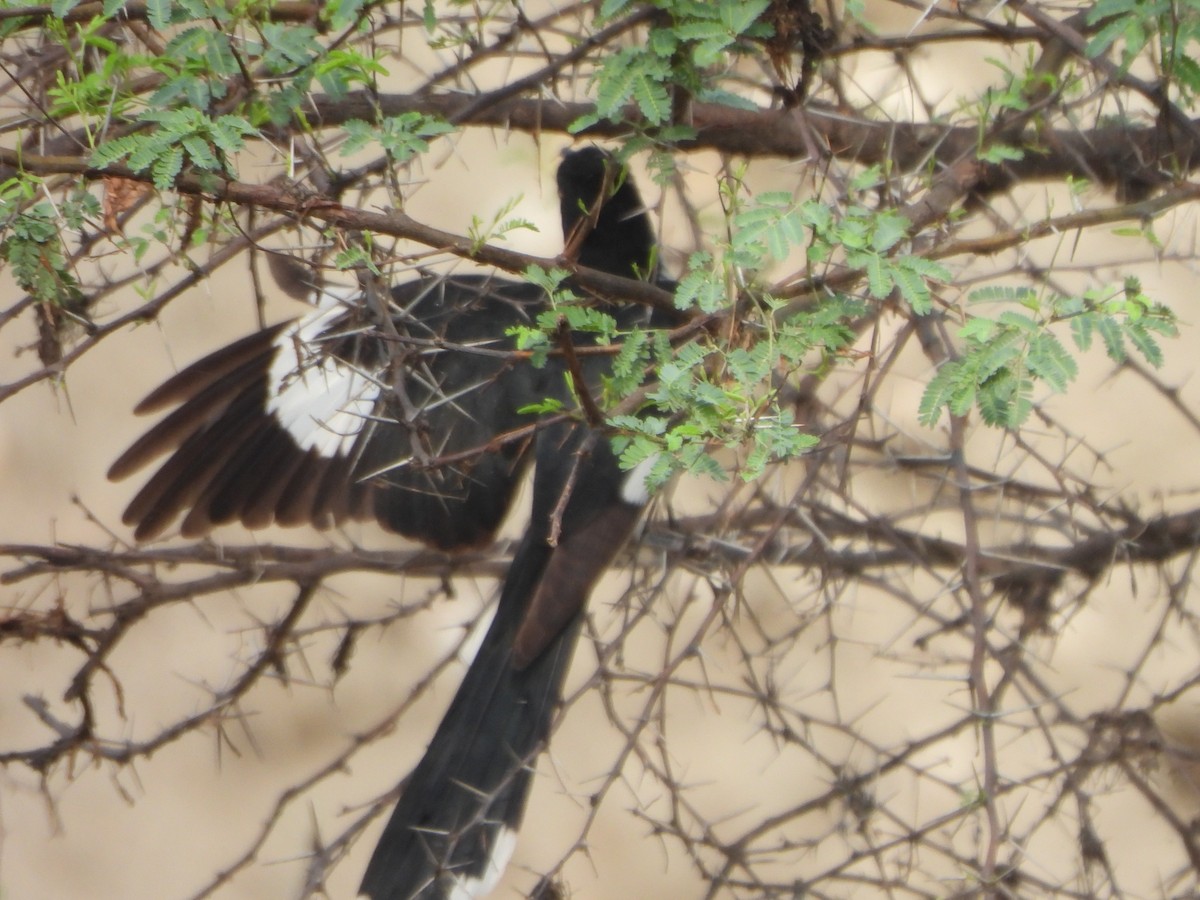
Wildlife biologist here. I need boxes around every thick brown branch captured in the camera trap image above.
[303,93,1200,196]
[0,146,680,316]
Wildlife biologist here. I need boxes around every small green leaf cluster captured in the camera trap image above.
[191,22,381,123]
[509,266,620,369]
[310,47,390,97]
[151,25,241,110]
[0,190,98,307]
[805,191,950,313]
[572,0,772,132]
[90,109,257,189]
[238,18,387,122]
[44,16,151,134]
[1087,0,1200,101]
[545,304,621,345]
[466,194,537,254]
[135,0,215,31]
[341,114,457,166]
[919,281,1178,428]
[673,180,816,315]
[44,2,392,145]
[332,240,380,277]
[964,57,1064,163]
[607,297,853,487]
[50,57,139,130]
[1068,278,1178,365]
[679,171,950,318]
[48,0,214,30]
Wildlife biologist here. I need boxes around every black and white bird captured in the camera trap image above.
[109,147,668,898]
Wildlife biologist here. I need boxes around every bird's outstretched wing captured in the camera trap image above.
[110,273,545,549]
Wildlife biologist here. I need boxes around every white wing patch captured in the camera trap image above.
[266,293,379,459]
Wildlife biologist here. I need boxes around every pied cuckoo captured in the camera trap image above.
[109,147,665,898]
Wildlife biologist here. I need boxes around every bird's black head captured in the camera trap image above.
[556,147,657,280]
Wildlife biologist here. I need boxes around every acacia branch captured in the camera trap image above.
[301,92,1200,196]
[0,145,680,312]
